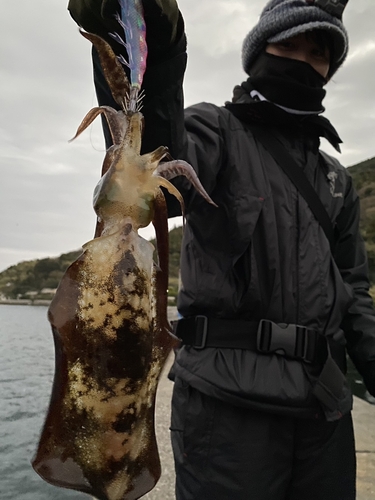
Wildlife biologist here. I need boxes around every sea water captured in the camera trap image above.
[0,305,87,499]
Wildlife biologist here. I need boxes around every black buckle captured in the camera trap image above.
[171,316,208,348]
[257,320,313,363]
[194,315,208,349]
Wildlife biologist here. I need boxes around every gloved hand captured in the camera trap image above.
[143,0,181,63]
[67,0,119,39]
[68,0,182,61]
[143,0,179,44]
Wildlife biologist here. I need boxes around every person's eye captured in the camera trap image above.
[312,48,329,60]
[278,41,295,50]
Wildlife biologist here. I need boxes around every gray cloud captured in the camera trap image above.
[1,0,374,272]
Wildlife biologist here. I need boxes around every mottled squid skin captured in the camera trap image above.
[32,30,216,500]
[32,112,174,500]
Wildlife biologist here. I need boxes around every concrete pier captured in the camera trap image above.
[353,396,375,499]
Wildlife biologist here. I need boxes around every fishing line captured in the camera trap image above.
[89,90,106,153]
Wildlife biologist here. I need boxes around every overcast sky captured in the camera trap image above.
[1,0,374,273]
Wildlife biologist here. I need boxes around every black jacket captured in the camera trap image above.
[71,4,375,418]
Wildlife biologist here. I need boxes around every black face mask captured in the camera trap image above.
[249,52,327,113]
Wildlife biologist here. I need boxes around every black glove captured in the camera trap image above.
[143,0,179,45]
[67,0,119,40]
[68,0,182,62]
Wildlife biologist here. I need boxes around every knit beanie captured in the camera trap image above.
[242,0,349,78]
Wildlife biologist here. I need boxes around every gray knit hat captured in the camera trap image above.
[242,0,349,78]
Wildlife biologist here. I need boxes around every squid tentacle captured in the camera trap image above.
[155,159,218,207]
[156,176,185,218]
[142,146,169,168]
[69,106,127,146]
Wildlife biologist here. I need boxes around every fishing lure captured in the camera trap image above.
[110,0,147,112]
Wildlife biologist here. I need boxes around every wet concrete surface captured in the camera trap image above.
[353,396,375,500]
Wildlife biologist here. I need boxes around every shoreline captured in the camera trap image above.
[0,299,177,307]
[0,299,51,306]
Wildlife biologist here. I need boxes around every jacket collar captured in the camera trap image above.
[225,83,342,153]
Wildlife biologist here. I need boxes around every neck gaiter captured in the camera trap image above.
[249,52,327,113]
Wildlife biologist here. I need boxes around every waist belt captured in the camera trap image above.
[173,316,349,419]
[172,316,327,364]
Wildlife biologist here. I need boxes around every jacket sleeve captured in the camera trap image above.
[334,174,375,397]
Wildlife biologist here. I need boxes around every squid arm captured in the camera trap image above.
[80,29,130,109]
[155,159,218,208]
[69,106,128,146]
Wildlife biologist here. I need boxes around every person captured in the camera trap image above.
[67,1,375,498]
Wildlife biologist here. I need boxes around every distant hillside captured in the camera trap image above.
[1,157,375,301]
[0,250,82,300]
[0,230,183,302]
[348,156,375,283]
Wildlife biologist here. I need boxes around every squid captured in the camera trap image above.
[31,4,216,499]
